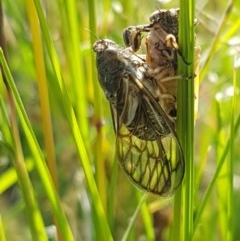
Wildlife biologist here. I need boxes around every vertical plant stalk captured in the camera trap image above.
[121,194,148,241]
[0,216,6,241]
[228,57,239,241]
[138,194,155,241]
[54,0,90,143]
[88,0,107,211]
[177,0,195,240]
[171,187,182,240]
[26,0,58,190]
[67,0,90,142]
[7,89,49,241]
[25,1,62,239]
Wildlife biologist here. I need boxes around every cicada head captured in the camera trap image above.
[149,8,179,37]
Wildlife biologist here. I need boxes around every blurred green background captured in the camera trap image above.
[0,0,240,240]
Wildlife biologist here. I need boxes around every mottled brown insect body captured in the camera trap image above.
[93,38,184,196]
[123,8,200,120]
[93,39,172,139]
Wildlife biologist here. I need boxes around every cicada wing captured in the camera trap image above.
[114,84,184,196]
[116,128,184,196]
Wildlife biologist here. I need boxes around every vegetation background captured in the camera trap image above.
[0,0,240,240]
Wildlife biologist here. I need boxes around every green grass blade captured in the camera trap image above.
[193,113,240,232]
[64,0,89,141]
[26,0,59,191]
[226,56,238,241]
[121,193,148,241]
[88,0,108,213]
[0,216,6,241]
[199,0,237,81]
[139,194,155,241]
[0,159,34,194]
[177,0,195,240]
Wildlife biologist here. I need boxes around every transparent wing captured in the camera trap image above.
[113,77,184,196]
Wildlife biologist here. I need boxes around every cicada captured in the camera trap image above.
[145,9,201,121]
[122,9,181,120]
[93,39,184,196]
[123,8,201,121]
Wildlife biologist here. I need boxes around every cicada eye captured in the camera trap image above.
[123,28,132,47]
[132,31,142,52]
[123,27,142,52]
